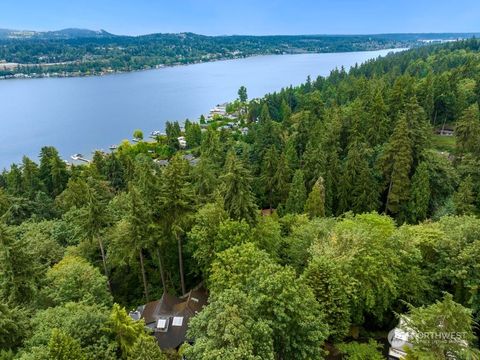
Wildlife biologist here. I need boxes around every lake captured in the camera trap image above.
[0,49,402,168]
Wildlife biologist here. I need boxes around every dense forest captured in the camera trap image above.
[0,30,477,78]
[1,39,480,359]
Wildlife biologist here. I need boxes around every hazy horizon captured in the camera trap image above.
[1,0,480,36]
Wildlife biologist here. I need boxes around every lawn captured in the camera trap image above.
[432,134,456,153]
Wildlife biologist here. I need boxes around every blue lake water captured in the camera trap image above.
[0,49,402,168]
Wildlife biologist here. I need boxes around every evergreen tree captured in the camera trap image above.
[221,150,257,225]
[273,152,291,206]
[304,177,325,218]
[408,162,431,223]
[21,156,43,198]
[238,85,248,103]
[39,146,69,197]
[456,103,480,155]
[380,113,413,218]
[191,157,219,204]
[285,170,307,214]
[47,329,86,360]
[453,176,476,215]
[161,154,194,295]
[260,146,279,210]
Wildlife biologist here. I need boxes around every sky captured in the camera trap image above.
[1,0,479,36]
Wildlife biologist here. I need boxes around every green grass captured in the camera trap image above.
[432,134,456,153]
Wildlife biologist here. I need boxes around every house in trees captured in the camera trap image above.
[129,286,208,349]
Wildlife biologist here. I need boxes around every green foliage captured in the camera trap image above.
[108,303,153,359]
[285,170,307,214]
[453,176,476,215]
[0,301,29,350]
[132,130,143,141]
[184,289,274,360]
[304,177,325,218]
[408,162,431,223]
[47,329,87,360]
[221,150,257,225]
[208,243,329,359]
[43,255,112,306]
[455,103,480,155]
[400,293,478,359]
[337,340,383,360]
[25,302,115,359]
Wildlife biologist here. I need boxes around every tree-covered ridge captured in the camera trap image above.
[0,31,477,78]
[1,40,480,359]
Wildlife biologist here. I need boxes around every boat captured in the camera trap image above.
[70,154,90,163]
[109,144,118,150]
[70,153,84,160]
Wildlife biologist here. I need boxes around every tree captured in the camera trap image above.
[456,103,480,155]
[184,289,274,360]
[43,255,112,306]
[21,156,43,198]
[161,154,194,295]
[380,113,413,219]
[0,301,28,350]
[400,293,478,359]
[221,150,257,225]
[47,329,87,360]
[185,122,202,148]
[25,302,115,359]
[191,157,218,204]
[109,303,155,359]
[0,223,42,304]
[260,146,279,210]
[126,184,152,301]
[77,180,113,291]
[165,121,181,152]
[39,146,69,197]
[302,255,352,340]
[209,243,329,359]
[408,162,431,223]
[133,129,143,141]
[304,177,325,218]
[238,86,248,103]
[285,170,307,214]
[453,176,476,215]
[187,201,228,277]
[337,340,383,360]
[129,336,166,360]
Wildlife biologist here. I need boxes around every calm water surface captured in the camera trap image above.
[0,49,402,167]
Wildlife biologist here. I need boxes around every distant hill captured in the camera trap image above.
[0,28,114,40]
[0,28,479,79]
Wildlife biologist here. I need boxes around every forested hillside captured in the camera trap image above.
[1,40,480,359]
[0,30,477,79]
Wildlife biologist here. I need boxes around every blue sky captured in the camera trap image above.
[1,0,479,36]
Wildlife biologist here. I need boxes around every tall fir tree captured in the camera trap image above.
[456,103,480,155]
[408,162,431,223]
[221,150,258,225]
[453,176,476,215]
[304,177,325,218]
[285,169,307,214]
[380,113,413,218]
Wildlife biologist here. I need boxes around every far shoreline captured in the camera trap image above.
[0,47,408,82]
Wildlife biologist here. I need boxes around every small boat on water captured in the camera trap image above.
[70,154,89,162]
[109,144,118,150]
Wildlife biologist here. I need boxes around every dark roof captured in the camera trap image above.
[134,285,208,349]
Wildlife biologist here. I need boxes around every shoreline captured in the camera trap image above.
[0,47,408,81]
